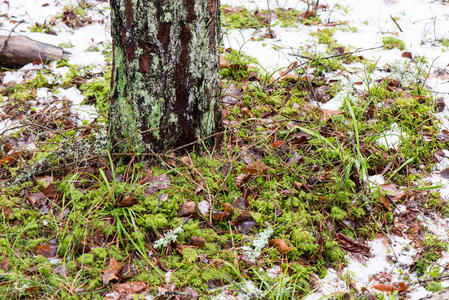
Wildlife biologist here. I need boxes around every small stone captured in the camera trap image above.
[197,200,210,216]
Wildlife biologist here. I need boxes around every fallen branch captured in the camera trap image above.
[0,35,70,68]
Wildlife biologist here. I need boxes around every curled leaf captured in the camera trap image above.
[102,258,124,285]
[269,239,292,254]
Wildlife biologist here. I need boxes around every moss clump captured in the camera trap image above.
[382,36,406,50]
[79,69,111,116]
[77,253,95,265]
[426,281,442,292]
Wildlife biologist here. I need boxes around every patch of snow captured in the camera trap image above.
[367,174,385,188]
[266,265,281,278]
[377,123,405,150]
[2,71,25,85]
[56,87,84,106]
[56,87,98,123]
[221,0,307,11]
[0,119,21,135]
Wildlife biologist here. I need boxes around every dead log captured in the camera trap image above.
[0,35,69,68]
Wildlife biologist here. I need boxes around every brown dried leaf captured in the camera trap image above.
[371,283,396,293]
[336,232,370,256]
[0,151,23,165]
[34,244,54,258]
[144,174,171,195]
[178,201,196,217]
[180,287,199,300]
[293,182,303,191]
[194,180,205,195]
[139,168,153,184]
[0,258,9,271]
[401,51,413,60]
[235,174,250,187]
[269,239,292,254]
[243,160,269,175]
[42,183,58,200]
[115,281,147,296]
[379,196,391,211]
[102,258,124,285]
[118,195,139,207]
[333,46,346,55]
[26,192,46,207]
[213,202,233,222]
[1,206,13,219]
[440,168,449,179]
[271,140,285,148]
[219,56,229,69]
[190,236,206,249]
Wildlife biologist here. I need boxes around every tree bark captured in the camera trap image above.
[108,0,221,155]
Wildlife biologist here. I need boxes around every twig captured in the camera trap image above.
[265,46,384,89]
[390,15,403,32]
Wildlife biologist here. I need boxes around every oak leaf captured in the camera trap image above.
[102,258,124,285]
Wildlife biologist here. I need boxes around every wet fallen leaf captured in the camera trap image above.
[269,239,292,254]
[178,201,196,217]
[243,160,269,175]
[231,211,256,233]
[115,281,147,296]
[102,258,124,285]
[34,244,54,258]
[440,168,449,179]
[144,174,171,195]
[43,183,58,200]
[118,195,139,207]
[180,287,199,300]
[190,236,206,249]
[336,232,370,256]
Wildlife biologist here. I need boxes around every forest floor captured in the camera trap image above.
[1,0,449,299]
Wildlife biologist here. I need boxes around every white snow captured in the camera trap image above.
[377,123,405,150]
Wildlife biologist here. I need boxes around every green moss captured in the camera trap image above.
[181,247,199,264]
[79,70,111,116]
[290,229,318,255]
[330,206,347,220]
[382,36,406,50]
[426,281,443,292]
[77,253,95,265]
[322,241,344,265]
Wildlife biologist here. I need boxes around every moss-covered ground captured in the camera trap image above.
[1,1,449,300]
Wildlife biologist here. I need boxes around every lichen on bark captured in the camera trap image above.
[108,0,221,155]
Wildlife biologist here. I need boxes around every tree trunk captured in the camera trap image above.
[108,0,221,155]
